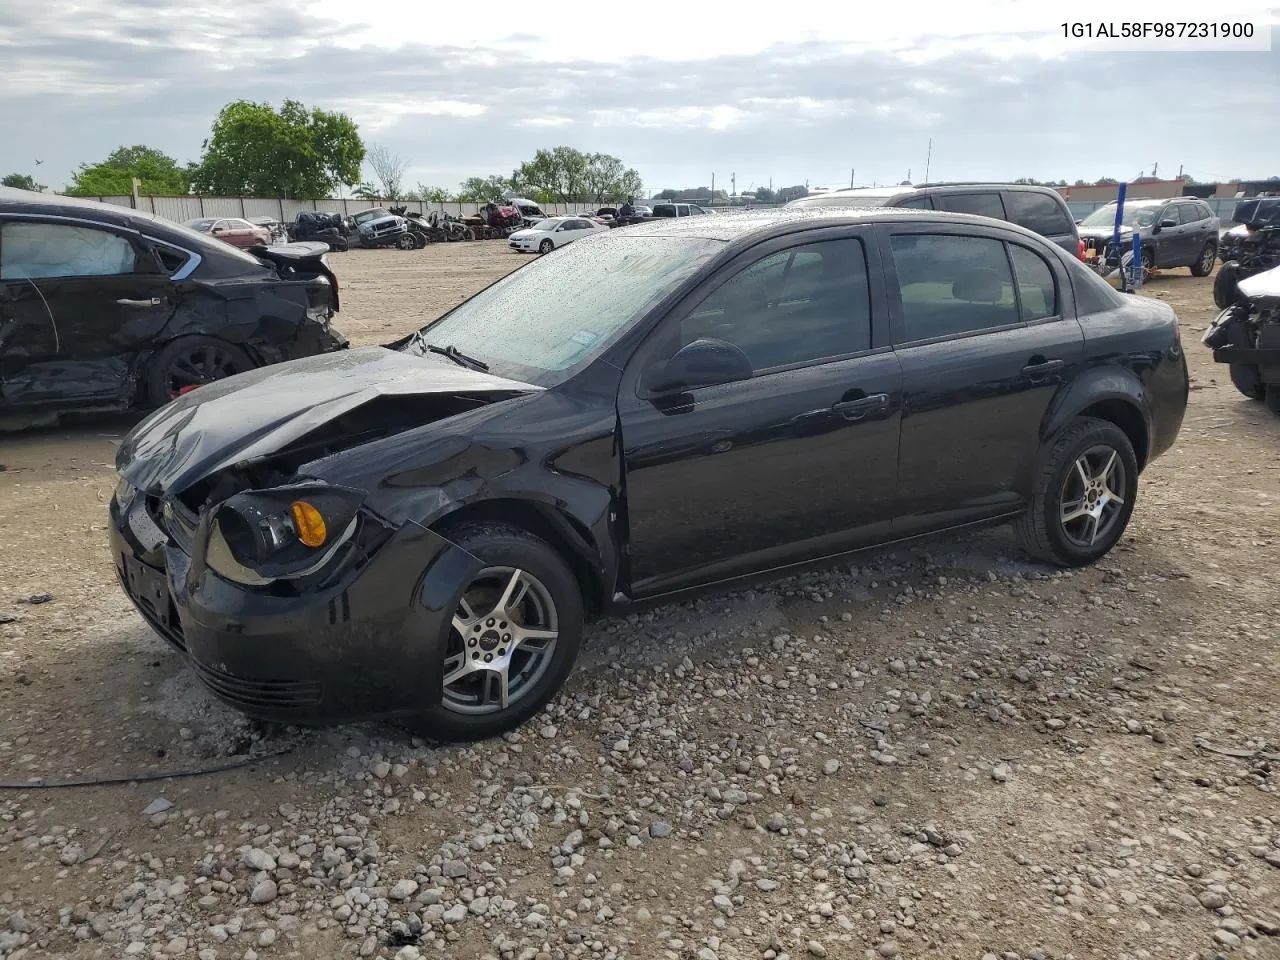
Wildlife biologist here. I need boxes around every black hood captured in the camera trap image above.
[117,347,540,496]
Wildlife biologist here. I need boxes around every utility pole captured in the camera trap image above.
[711,173,715,197]
[731,172,736,196]
[1152,162,1158,178]
[907,169,911,183]
[850,168,855,188]
[924,138,932,183]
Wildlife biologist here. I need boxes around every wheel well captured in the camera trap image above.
[432,499,605,615]
[1076,399,1149,469]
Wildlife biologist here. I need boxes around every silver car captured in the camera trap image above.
[508,216,609,254]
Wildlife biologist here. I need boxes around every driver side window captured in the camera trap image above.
[678,237,872,373]
[0,221,138,280]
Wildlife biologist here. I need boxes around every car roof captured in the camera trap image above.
[0,187,273,272]
[614,206,1055,245]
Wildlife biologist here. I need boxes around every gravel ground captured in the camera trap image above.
[1,244,1278,960]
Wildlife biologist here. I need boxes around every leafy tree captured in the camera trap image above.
[775,184,808,204]
[191,100,364,199]
[654,188,680,200]
[368,144,409,200]
[458,175,514,202]
[416,185,453,203]
[753,186,776,203]
[352,182,381,200]
[1095,177,1119,185]
[513,147,641,203]
[2,173,45,192]
[65,145,189,196]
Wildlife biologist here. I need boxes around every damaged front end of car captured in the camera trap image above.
[1203,263,1280,412]
[109,348,542,722]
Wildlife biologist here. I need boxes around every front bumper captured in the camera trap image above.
[108,493,481,725]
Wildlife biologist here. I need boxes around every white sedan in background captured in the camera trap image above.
[508,216,610,254]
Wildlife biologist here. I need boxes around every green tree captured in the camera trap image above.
[2,173,45,192]
[513,147,642,203]
[753,186,776,203]
[191,100,364,199]
[458,175,514,202]
[416,185,453,203]
[65,145,189,196]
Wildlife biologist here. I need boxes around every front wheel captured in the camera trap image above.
[411,522,584,742]
[538,239,553,254]
[1014,418,1139,567]
[1190,241,1216,277]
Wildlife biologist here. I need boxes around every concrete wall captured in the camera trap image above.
[83,196,613,222]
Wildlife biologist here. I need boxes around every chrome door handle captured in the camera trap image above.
[116,297,163,307]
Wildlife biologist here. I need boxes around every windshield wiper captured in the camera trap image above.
[410,332,489,372]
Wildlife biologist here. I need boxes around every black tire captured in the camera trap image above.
[538,239,554,254]
[1266,386,1280,416]
[411,522,584,743]
[1213,262,1244,309]
[146,336,254,407]
[1141,246,1154,277]
[1223,318,1265,400]
[1190,241,1216,277]
[396,234,416,250]
[1014,417,1139,568]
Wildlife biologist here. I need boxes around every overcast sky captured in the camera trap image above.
[2,0,1278,196]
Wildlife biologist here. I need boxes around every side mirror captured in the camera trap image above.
[1159,217,1178,229]
[646,338,753,394]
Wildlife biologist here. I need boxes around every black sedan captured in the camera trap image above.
[109,208,1189,741]
[0,188,346,425]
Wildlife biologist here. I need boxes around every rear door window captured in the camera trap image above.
[937,192,1006,220]
[889,233,1020,342]
[0,221,138,280]
[1008,244,1059,321]
[1003,191,1074,237]
[894,196,934,209]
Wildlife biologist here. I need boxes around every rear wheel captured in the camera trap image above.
[1266,386,1280,416]
[1014,418,1138,567]
[146,336,254,407]
[1190,241,1216,277]
[1213,263,1245,309]
[411,522,583,742]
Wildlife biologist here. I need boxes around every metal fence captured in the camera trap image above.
[82,195,623,222]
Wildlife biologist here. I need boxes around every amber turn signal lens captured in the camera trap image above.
[290,500,327,548]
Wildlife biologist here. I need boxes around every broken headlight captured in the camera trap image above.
[205,483,365,586]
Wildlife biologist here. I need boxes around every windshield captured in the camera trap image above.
[788,194,893,209]
[530,219,562,231]
[186,219,216,232]
[353,208,391,224]
[1079,204,1159,228]
[406,235,722,386]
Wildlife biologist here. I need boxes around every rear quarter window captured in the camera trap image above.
[937,192,1006,220]
[1003,191,1074,237]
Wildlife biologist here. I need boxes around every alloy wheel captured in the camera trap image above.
[1058,444,1127,548]
[165,344,243,400]
[1199,244,1215,274]
[442,566,559,715]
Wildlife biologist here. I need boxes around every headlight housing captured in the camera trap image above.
[205,483,365,586]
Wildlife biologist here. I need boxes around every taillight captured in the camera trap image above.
[1077,238,1087,261]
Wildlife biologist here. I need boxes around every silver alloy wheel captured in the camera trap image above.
[1059,444,1127,547]
[1199,244,1215,273]
[441,566,559,715]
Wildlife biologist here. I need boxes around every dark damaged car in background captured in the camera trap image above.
[109,208,1188,742]
[0,188,346,426]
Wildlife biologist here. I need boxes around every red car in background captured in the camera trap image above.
[185,217,273,249]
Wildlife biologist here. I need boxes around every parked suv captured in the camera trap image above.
[1076,198,1220,277]
[109,207,1188,741]
[651,202,712,218]
[787,183,1082,257]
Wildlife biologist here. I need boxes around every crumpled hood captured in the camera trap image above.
[116,347,539,496]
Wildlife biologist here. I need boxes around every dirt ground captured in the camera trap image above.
[1,243,1278,960]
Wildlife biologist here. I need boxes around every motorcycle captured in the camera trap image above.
[1203,261,1280,415]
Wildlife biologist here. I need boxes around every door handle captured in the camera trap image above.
[1022,358,1065,378]
[116,297,163,307]
[832,393,889,421]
